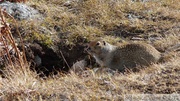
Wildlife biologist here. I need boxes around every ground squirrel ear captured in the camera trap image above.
[102,41,106,45]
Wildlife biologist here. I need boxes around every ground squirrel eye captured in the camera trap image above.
[102,41,106,45]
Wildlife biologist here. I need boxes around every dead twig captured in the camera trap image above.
[0,7,27,67]
[59,50,70,69]
[3,9,27,65]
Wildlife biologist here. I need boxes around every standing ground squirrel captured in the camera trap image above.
[86,40,162,71]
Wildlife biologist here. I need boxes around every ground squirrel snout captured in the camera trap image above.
[86,40,162,71]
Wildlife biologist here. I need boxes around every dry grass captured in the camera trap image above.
[0,0,180,100]
[0,53,179,100]
[25,0,180,44]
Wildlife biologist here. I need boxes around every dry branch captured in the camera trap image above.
[0,7,27,67]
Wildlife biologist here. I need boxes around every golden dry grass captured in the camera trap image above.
[22,0,180,44]
[0,52,179,100]
[0,0,180,100]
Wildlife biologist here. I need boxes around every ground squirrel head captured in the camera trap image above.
[85,40,107,55]
[85,40,116,66]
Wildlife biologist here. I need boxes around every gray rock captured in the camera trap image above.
[34,55,42,67]
[71,59,87,73]
[0,1,41,20]
[131,0,159,2]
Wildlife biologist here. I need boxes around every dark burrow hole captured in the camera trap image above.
[22,40,94,77]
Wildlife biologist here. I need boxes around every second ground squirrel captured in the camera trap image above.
[86,40,162,71]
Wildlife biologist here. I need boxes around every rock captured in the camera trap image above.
[131,0,157,2]
[131,37,144,41]
[0,1,41,20]
[34,55,42,67]
[71,59,87,73]
[93,67,116,76]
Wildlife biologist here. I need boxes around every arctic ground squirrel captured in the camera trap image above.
[86,40,162,71]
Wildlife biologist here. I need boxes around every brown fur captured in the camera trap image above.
[86,40,161,71]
